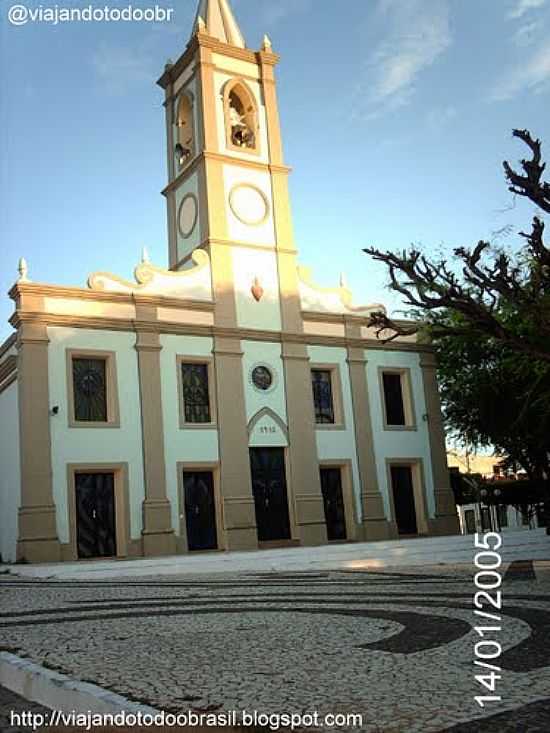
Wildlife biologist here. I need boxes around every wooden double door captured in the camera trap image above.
[249,448,292,542]
[183,471,218,552]
[390,465,418,535]
[320,468,347,541]
[75,472,117,559]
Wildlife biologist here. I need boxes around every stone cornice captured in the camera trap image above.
[172,239,298,268]
[161,152,291,196]
[8,310,433,355]
[0,354,17,384]
[0,371,17,394]
[8,282,215,312]
[157,35,279,90]
[0,332,16,361]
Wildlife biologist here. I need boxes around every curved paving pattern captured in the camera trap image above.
[438,697,550,732]
[0,562,548,732]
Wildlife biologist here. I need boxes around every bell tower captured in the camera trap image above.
[157,0,302,333]
[158,0,328,550]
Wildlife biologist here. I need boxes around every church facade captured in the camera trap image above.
[0,0,458,564]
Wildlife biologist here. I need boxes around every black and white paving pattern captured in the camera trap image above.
[0,561,549,732]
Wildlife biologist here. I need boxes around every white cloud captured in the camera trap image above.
[491,43,550,100]
[513,19,543,46]
[359,0,452,118]
[508,0,547,20]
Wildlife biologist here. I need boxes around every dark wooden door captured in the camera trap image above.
[250,448,291,542]
[390,466,418,535]
[320,468,347,541]
[75,473,117,559]
[183,472,218,551]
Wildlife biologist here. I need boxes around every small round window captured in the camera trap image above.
[252,365,273,392]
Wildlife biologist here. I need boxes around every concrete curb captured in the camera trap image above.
[0,652,159,715]
[4,529,549,580]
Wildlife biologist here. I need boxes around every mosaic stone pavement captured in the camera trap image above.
[0,561,549,732]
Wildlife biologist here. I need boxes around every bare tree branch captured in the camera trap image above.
[503,129,550,213]
[364,130,550,362]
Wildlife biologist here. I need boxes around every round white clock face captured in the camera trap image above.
[229,184,269,226]
[178,194,198,238]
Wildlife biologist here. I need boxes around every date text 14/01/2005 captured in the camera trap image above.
[473,532,503,708]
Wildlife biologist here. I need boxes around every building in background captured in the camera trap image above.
[448,451,544,534]
[0,0,458,564]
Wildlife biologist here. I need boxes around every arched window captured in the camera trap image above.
[223,80,259,153]
[175,93,194,170]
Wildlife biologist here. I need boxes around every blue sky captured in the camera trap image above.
[1,0,549,341]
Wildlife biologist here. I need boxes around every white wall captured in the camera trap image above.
[0,382,20,563]
[308,346,362,520]
[160,335,219,535]
[48,327,146,544]
[223,164,276,246]
[365,350,436,521]
[458,503,541,534]
[232,247,282,332]
[242,341,287,448]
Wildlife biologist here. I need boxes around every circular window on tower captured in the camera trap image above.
[178,193,198,239]
[229,183,269,226]
[251,364,276,393]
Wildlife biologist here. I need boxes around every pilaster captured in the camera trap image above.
[196,44,218,152]
[345,320,394,541]
[16,320,61,563]
[163,75,178,268]
[213,336,257,550]
[420,352,460,536]
[282,342,327,547]
[259,56,302,333]
[135,302,177,556]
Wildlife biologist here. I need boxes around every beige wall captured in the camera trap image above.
[0,381,20,562]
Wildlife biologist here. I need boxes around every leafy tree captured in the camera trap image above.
[434,311,550,484]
